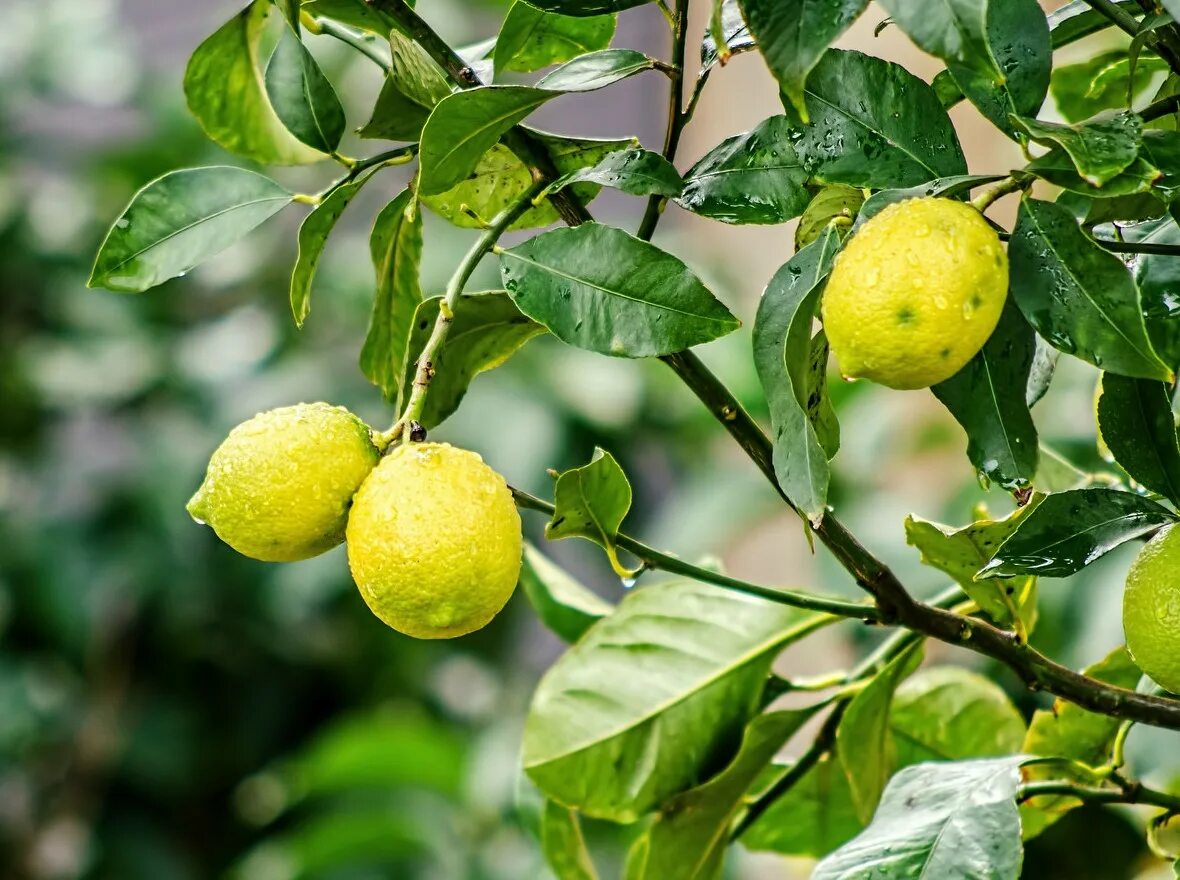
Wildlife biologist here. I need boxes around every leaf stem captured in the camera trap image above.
[313,17,392,71]
[1017,779,1180,812]
[971,173,1031,213]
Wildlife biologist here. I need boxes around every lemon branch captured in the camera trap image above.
[1018,779,1180,813]
[637,0,690,241]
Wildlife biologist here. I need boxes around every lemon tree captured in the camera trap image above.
[89,0,1180,875]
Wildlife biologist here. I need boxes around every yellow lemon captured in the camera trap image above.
[346,442,522,639]
[1123,525,1180,693]
[821,197,1009,390]
[187,403,379,562]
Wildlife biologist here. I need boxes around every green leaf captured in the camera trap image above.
[546,447,635,576]
[978,487,1176,579]
[499,223,739,357]
[520,544,614,644]
[752,228,842,524]
[541,800,599,880]
[549,148,684,198]
[423,132,633,230]
[495,2,616,74]
[700,0,754,74]
[522,580,826,821]
[740,753,860,858]
[1097,372,1180,503]
[785,49,968,189]
[931,301,1040,491]
[302,0,394,34]
[418,49,657,195]
[737,0,867,119]
[858,174,1006,222]
[264,23,346,154]
[1130,216,1180,371]
[1047,1,1141,49]
[400,292,546,428]
[836,645,924,823]
[523,0,650,13]
[89,167,292,293]
[184,1,323,165]
[290,175,369,326]
[1051,51,1166,123]
[677,116,811,224]
[628,705,824,880]
[808,329,841,458]
[1014,112,1142,187]
[360,190,423,403]
[1009,198,1173,381]
[1026,149,1160,200]
[358,31,451,142]
[811,757,1026,880]
[796,185,864,249]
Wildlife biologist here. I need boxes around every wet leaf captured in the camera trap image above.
[1096,372,1180,504]
[495,3,616,74]
[1129,215,1180,371]
[1013,112,1142,187]
[549,148,684,198]
[523,0,651,13]
[520,544,614,644]
[700,0,754,74]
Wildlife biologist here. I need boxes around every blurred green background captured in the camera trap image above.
[1,1,1177,878]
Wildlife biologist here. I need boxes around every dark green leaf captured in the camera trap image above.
[786,49,968,189]
[358,31,451,142]
[1009,198,1173,381]
[360,190,423,403]
[677,116,811,224]
[265,24,346,154]
[89,167,292,293]
[857,174,1006,223]
[808,329,841,458]
[290,175,369,326]
[737,0,867,118]
[701,0,754,73]
[740,753,860,857]
[401,292,546,427]
[1130,215,1180,371]
[541,800,598,880]
[522,581,825,821]
[546,447,634,576]
[495,2,616,74]
[184,1,323,165]
[978,488,1176,578]
[932,301,1040,490]
[1048,1,1141,49]
[811,757,1026,880]
[549,148,684,198]
[796,185,864,249]
[1097,372,1180,503]
[523,0,650,14]
[1014,112,1142,187]
[520,544,614,644]
[500,223,739,357]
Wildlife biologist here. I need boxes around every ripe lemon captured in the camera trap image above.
[346,442,522,639]
[821,197,1009,390]
[1123,525,1180,693]
[187,403,379,562]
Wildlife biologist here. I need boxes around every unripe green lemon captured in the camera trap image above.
[821,197,1009,390]
[1123,525,1180,693]
[187,403,379,562]
[346,442,522,639]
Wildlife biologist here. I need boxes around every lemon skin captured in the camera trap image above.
[346,442,522,639]
[1123,525,1180,693]
[821,197,1009,390]
[187,403,379,562]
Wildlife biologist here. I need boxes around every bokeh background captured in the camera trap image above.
[2,0,1177,877]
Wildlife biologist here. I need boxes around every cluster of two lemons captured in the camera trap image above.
[186,404,521,639]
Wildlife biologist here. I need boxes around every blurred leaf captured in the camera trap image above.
[1097,372,1180,503]
[265,23,346,154]
[1051,51,1166,123]
[185,1,323,165]
[541,800,599,880]
[978,488,1176,579]
[1009,198,1173,381]
[303,0,394,33]
[1026,336,1060,407]
[523,0,650,13]
[796,185,864,249]
[520,544,614,643]
[740,752,861,858]
[495,2,616,74]
[1035,444,1094,492]
[1129,213,1180,372]
[785,50,968,189]
[546,447,635,576]
[290,175,369,327]
[737,0,867,119]
[359,32,451,141]
[499,223,739,357]
[812,757,1026,880]
[700,0,754,73]
[1013,112,1142,187]
[837,645,923,823]
[932,301,1040,491]
[522,581,825,821]
[1047,1,1140,47]
[550,148,684,198]
[361,189,423,403]
[90,167,292,293]
[401,291,546,427]
[677,116,811,224]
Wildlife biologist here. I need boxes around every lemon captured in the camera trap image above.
[187,403,379,562]
[821,197,1009,390]
[1123,525,1180,693]
[346,442,522,639]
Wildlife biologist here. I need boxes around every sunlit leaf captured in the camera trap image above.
[546,447,635,576]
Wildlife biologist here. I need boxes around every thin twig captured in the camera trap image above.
[1018,779,1180,812]
[637,0,690,241]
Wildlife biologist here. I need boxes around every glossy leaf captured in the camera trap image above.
[495,3,616,74]
[522,581,824,821]
[932,301,1040,491]
[738,0,868,118]
[541,800,598,880]
[360,190,423,403]
[700,0,754,73]
[265,24,346,154]
[184,1,322,165]
[811,757,1026,880]
[546,447,634,578]
[1026,150,1160,200]
[678,116,811,224]
[740,753,861,858]
[358,32,451,142]
[520,544,614,644]
[523,0,650,13]
[1008,198,1173,381]
[549,148,684,198]
[1130,216,1180,371]
[499,223,739,357]
[1097,372,1180,503]
[89,167,292,293]
[290,175,369,326]
[858,174,1005,223]
[1015,112,1142,187]
[796,185,864,249]
[978,488,1176,579]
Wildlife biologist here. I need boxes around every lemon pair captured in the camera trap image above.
[186,403,521,639]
